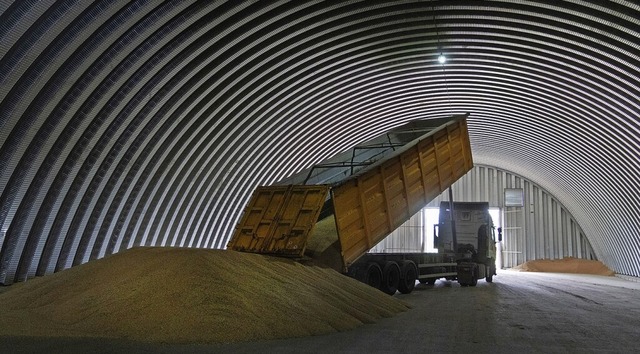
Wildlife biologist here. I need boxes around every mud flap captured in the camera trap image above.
[457,262,477,286]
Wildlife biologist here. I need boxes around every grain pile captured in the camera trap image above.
[0,247,408,344]
[513,257,615,276]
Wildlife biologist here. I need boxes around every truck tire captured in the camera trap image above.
[470,264,478,287]
[380,261,401,295]
[364,262,383,289]
[398,260,417,294]
[486,260,495,283]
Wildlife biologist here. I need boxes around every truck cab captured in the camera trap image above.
[436,201,498,286]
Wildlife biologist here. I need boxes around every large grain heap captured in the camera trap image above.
[0,247,408,344]
[513,257,615,276]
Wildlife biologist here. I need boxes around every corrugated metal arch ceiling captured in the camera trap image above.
[0,0,638,284]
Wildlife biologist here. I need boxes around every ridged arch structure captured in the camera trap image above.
[0,0,639,284]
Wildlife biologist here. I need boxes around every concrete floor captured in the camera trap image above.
[3,270,640,354]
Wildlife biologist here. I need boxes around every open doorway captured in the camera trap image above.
[488,207,501,270]
[423,208,440,253]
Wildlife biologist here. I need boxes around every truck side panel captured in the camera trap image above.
[332,118,473,268]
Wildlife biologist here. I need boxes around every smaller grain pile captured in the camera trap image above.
[513,257,615,276]
[0,247,408,344]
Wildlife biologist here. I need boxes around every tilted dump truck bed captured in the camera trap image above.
[227,114,473,272]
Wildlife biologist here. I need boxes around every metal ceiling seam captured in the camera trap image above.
[0,0,78,104]
[0,1,129,283]
[16,1,178,280]
[181,34,437,152]
[0,1,89,202]
[468,110,636,241]
[440,21,640,136]
[172,23,440,145]
[462,102,633,199]
[0,0,23,14]
[31,1,185,272]
[110,5,276,252]
[0,0,53,65]
[64,15,208,267]
[88,18,235,259]
[69,0,272,260]
[440,28,640,109]
[445,2,640,58]
[470,125,606,194]
[0,1,88,156]
[474,123,632,207]
[444,44,640,137]
[220,80,624,195]
[190,7,500,155]
[440,38,639,117]
[609,0,640,14]
[255,58,636,183]
[215,18,456,126]
[48,2,224,268]
[332,71,592,132]
[53,4,212,268]
[565,0,640,32]
[437,74,640,171]
[226,24,640,156]
[138,2,316,249]
[448,60,640,137]
[87,0,255,252]
[114,3,338,238]
[216,52,456,159]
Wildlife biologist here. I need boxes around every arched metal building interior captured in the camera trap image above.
[0,0,639,286]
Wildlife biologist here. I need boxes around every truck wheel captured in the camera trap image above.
[470,264,478,287]
[398,260,417,294]
[363,262,383,289]
[380,261,401,295]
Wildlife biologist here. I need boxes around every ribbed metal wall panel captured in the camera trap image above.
[0,1,639,284]
[370,212,425,254]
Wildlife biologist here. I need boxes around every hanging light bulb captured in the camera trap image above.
[438,53,446,64]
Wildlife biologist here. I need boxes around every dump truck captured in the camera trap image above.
[226,114,498,293]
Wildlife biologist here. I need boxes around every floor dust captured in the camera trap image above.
[0,247,408,344]
[513,257,615,276]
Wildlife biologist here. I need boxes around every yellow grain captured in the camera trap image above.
[0,247,408,344]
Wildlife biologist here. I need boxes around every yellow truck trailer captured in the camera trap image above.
[227,114,499,293]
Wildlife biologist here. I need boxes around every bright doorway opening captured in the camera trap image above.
[423,208,440,253]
